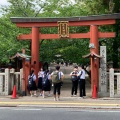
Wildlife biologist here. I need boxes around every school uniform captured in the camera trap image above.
[70,71,79,96]
[38,71,44,89]
[78,69,86,97]
[28,74,37,91]
[42,73,51,91]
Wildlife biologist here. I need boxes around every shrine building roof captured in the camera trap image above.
[10,52,31,59]
[82,52,102,58]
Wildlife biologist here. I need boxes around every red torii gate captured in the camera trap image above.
[10,13,120,96]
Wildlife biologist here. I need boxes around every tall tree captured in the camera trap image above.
[1,0,119,67]
[84,0,120,68]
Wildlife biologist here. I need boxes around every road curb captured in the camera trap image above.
[0,105,17,107]
[1,101,120,109]
[1,104,120,110]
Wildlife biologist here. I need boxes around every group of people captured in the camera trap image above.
[38,68,51,98]
[28,65,64,101]
[70,65,86,98]
[27,64,86,101]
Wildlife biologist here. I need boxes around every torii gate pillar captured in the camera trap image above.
[31,27,39,80]
[90,25,99,94]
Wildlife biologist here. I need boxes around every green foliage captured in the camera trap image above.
[0,0,120,67]
[40,38,89,65]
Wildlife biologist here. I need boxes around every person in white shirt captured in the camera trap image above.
[38,68,44,96]
[78,65,86,98]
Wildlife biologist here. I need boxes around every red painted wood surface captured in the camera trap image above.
[17,32,115,40]
[90,25,99,97]
[31,27,39,84]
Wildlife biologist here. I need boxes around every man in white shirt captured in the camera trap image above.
[78,65,86,98]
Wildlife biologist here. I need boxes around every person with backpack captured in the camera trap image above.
[51,65,64,101]
[45,70,52,96]
[78,65,86,98]
[42,70,52,98]
[28,70,37,97]
[70,66,79,97]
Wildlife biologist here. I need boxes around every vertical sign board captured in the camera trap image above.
[100,46,107,92]
[58,21,69,38]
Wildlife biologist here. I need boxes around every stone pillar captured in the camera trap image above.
[15,74,19,91]
[5,69,10,95]
[117,75,120,95]
[98,46,109,97]
[10,68,15,92]
[109,68,114,97]
[0,75,4,95]
[20,68,23,95]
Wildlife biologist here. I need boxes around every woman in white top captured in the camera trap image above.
[38,68,44,96]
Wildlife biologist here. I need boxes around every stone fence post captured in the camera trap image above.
[109,68,114,97]
[5,69,10,95]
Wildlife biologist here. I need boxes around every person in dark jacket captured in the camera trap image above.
[28,70,37,97]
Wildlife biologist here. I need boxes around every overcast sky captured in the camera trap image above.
[0,0,75,6]
[0,0,9,5]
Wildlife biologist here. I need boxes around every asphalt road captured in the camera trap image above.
[0,107,120,120]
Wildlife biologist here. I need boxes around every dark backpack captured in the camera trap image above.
[28,75,34,87]
[52,71,61,84]
[71,75,78,81]
[71,72,78,81]
[42,74,48,86]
